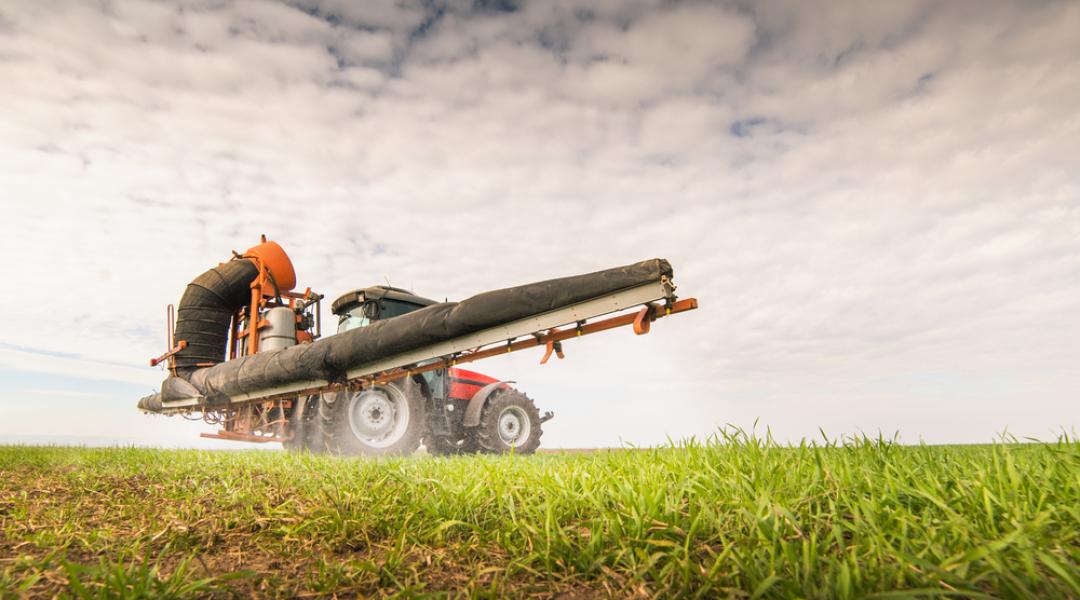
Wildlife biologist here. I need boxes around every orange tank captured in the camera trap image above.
[244,240,297,293]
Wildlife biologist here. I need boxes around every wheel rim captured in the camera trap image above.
[497,405,531,447]
[346,387,410,448]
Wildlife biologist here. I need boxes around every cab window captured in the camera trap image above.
[337,299,425,332]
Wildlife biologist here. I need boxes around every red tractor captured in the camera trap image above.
[286,286,552,456]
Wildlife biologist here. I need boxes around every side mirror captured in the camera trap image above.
[363,300,381,320]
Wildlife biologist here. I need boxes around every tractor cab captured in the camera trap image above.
[330,286,447,414]
[326,285,545,455]
[331,286,437,332]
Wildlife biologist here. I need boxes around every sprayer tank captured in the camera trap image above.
[259,306,297,352]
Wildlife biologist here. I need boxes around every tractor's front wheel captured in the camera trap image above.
[475,389,542,454]
[319,382,426,456]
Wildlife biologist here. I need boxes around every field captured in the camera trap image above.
[1,432,1077,599]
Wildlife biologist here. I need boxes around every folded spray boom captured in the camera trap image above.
[139,238,698,451]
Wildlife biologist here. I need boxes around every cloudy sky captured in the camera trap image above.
[1,0,1077,448]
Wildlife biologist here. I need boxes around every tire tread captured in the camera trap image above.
[475,388,543,455]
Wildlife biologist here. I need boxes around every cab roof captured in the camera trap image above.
[330,285,438,315]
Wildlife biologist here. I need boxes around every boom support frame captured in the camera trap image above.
[154,279,698,416]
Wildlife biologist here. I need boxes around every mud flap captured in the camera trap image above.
[463,380,515,427]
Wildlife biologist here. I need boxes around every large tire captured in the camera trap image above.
[319,382,426,457]
[283,395,321,452]
[424,433,480,456]
[475,388,542,455]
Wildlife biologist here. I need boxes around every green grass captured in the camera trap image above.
[1,430,1077,598]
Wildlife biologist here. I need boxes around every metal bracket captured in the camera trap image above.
[150,340,187,367]
[633,303,657,335]
[539,328,565,364]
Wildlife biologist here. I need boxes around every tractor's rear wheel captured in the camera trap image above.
[319,382,426,456]
[475,389,542,454]
[424,433,480,456]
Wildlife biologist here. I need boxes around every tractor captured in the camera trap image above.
[285,286,550,456]
[139,238,696,455]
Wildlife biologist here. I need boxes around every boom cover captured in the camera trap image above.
[139,258,671,411]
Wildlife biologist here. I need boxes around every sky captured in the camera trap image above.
[0,0,1077,448]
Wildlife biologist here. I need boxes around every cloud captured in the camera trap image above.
[0,346,160,389]
[0,0,1077,446]
[560,4,753,102]
[22,389,113,400]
